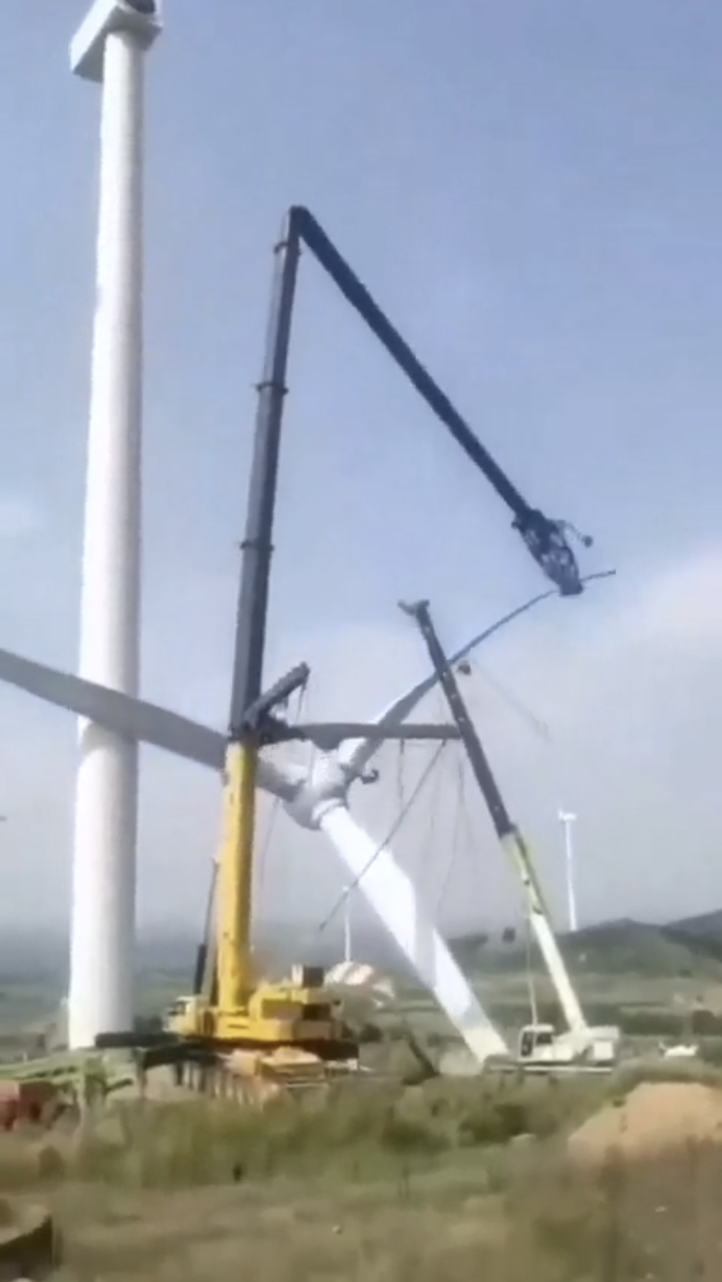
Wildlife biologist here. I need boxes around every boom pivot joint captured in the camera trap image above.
[231,661,309,744]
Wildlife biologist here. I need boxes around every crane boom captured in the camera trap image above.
[229,221,301,734]
[294,208,524,515]
[289,206,591,597]
[399,598,587,1036]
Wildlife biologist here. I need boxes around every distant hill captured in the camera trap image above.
[451,913,722,980]
[661,910,722,963]
[559,918,722,978]
[5,905,722,990]
[667,909,722,939]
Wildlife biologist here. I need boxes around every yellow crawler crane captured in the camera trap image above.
[97,221,463,1096]
[155,226,358,1094]
[161,674,360,1094]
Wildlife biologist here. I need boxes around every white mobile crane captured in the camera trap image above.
[400,599,620,1073]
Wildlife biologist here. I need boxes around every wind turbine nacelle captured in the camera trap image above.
[71,0,163,83]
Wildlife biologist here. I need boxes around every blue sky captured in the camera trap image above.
[2,0,722,934]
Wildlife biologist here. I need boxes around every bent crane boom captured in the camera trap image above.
[288,206,591,597]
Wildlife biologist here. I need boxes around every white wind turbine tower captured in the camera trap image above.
[69,0,162,1049]
[558,808,579,933]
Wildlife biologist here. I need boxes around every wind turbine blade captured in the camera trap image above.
[0,646,226,770]
[0,648,330,802]
[318,805,509,1067]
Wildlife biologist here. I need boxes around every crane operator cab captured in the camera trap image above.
[513,510,593,597]
[517,1020,620,1069]
[519,1023,556,1061]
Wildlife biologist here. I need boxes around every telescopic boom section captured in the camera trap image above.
[289,207,591,597]
[218,216,302,1011]
[230,219,301,736]
[399,598,587,1036]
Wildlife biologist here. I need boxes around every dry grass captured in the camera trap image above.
[3,1072,722,1278]
[22,1141,722,1281]
[0,1073,600,1191]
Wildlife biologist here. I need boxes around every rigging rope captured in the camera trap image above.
[412,687,448,900]
[395,737,406,817]
[428,689,450,887]
[313,738,449,940]
[466,658,551,743]
[432,744,467,918]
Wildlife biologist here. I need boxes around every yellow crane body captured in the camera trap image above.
[163,741,358,1067]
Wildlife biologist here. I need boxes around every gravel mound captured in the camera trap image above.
[568,1081,722,1161]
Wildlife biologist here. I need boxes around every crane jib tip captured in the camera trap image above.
[513,511,588,597]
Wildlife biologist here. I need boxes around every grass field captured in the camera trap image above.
[3,955,722,1277]
[42,1142,719,1281]
[2,1070,722,1279]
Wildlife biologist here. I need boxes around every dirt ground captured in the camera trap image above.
[568,1079,722,1160]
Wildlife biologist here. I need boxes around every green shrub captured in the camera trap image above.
[378,1111,448,1156]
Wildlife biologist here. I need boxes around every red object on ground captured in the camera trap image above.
[0,1081,58,1131]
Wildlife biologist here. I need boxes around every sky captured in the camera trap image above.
[1,0,722,940]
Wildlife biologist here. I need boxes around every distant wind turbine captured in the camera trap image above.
[558,809,579,933]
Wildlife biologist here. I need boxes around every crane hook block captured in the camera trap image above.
[512,510,586,597]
